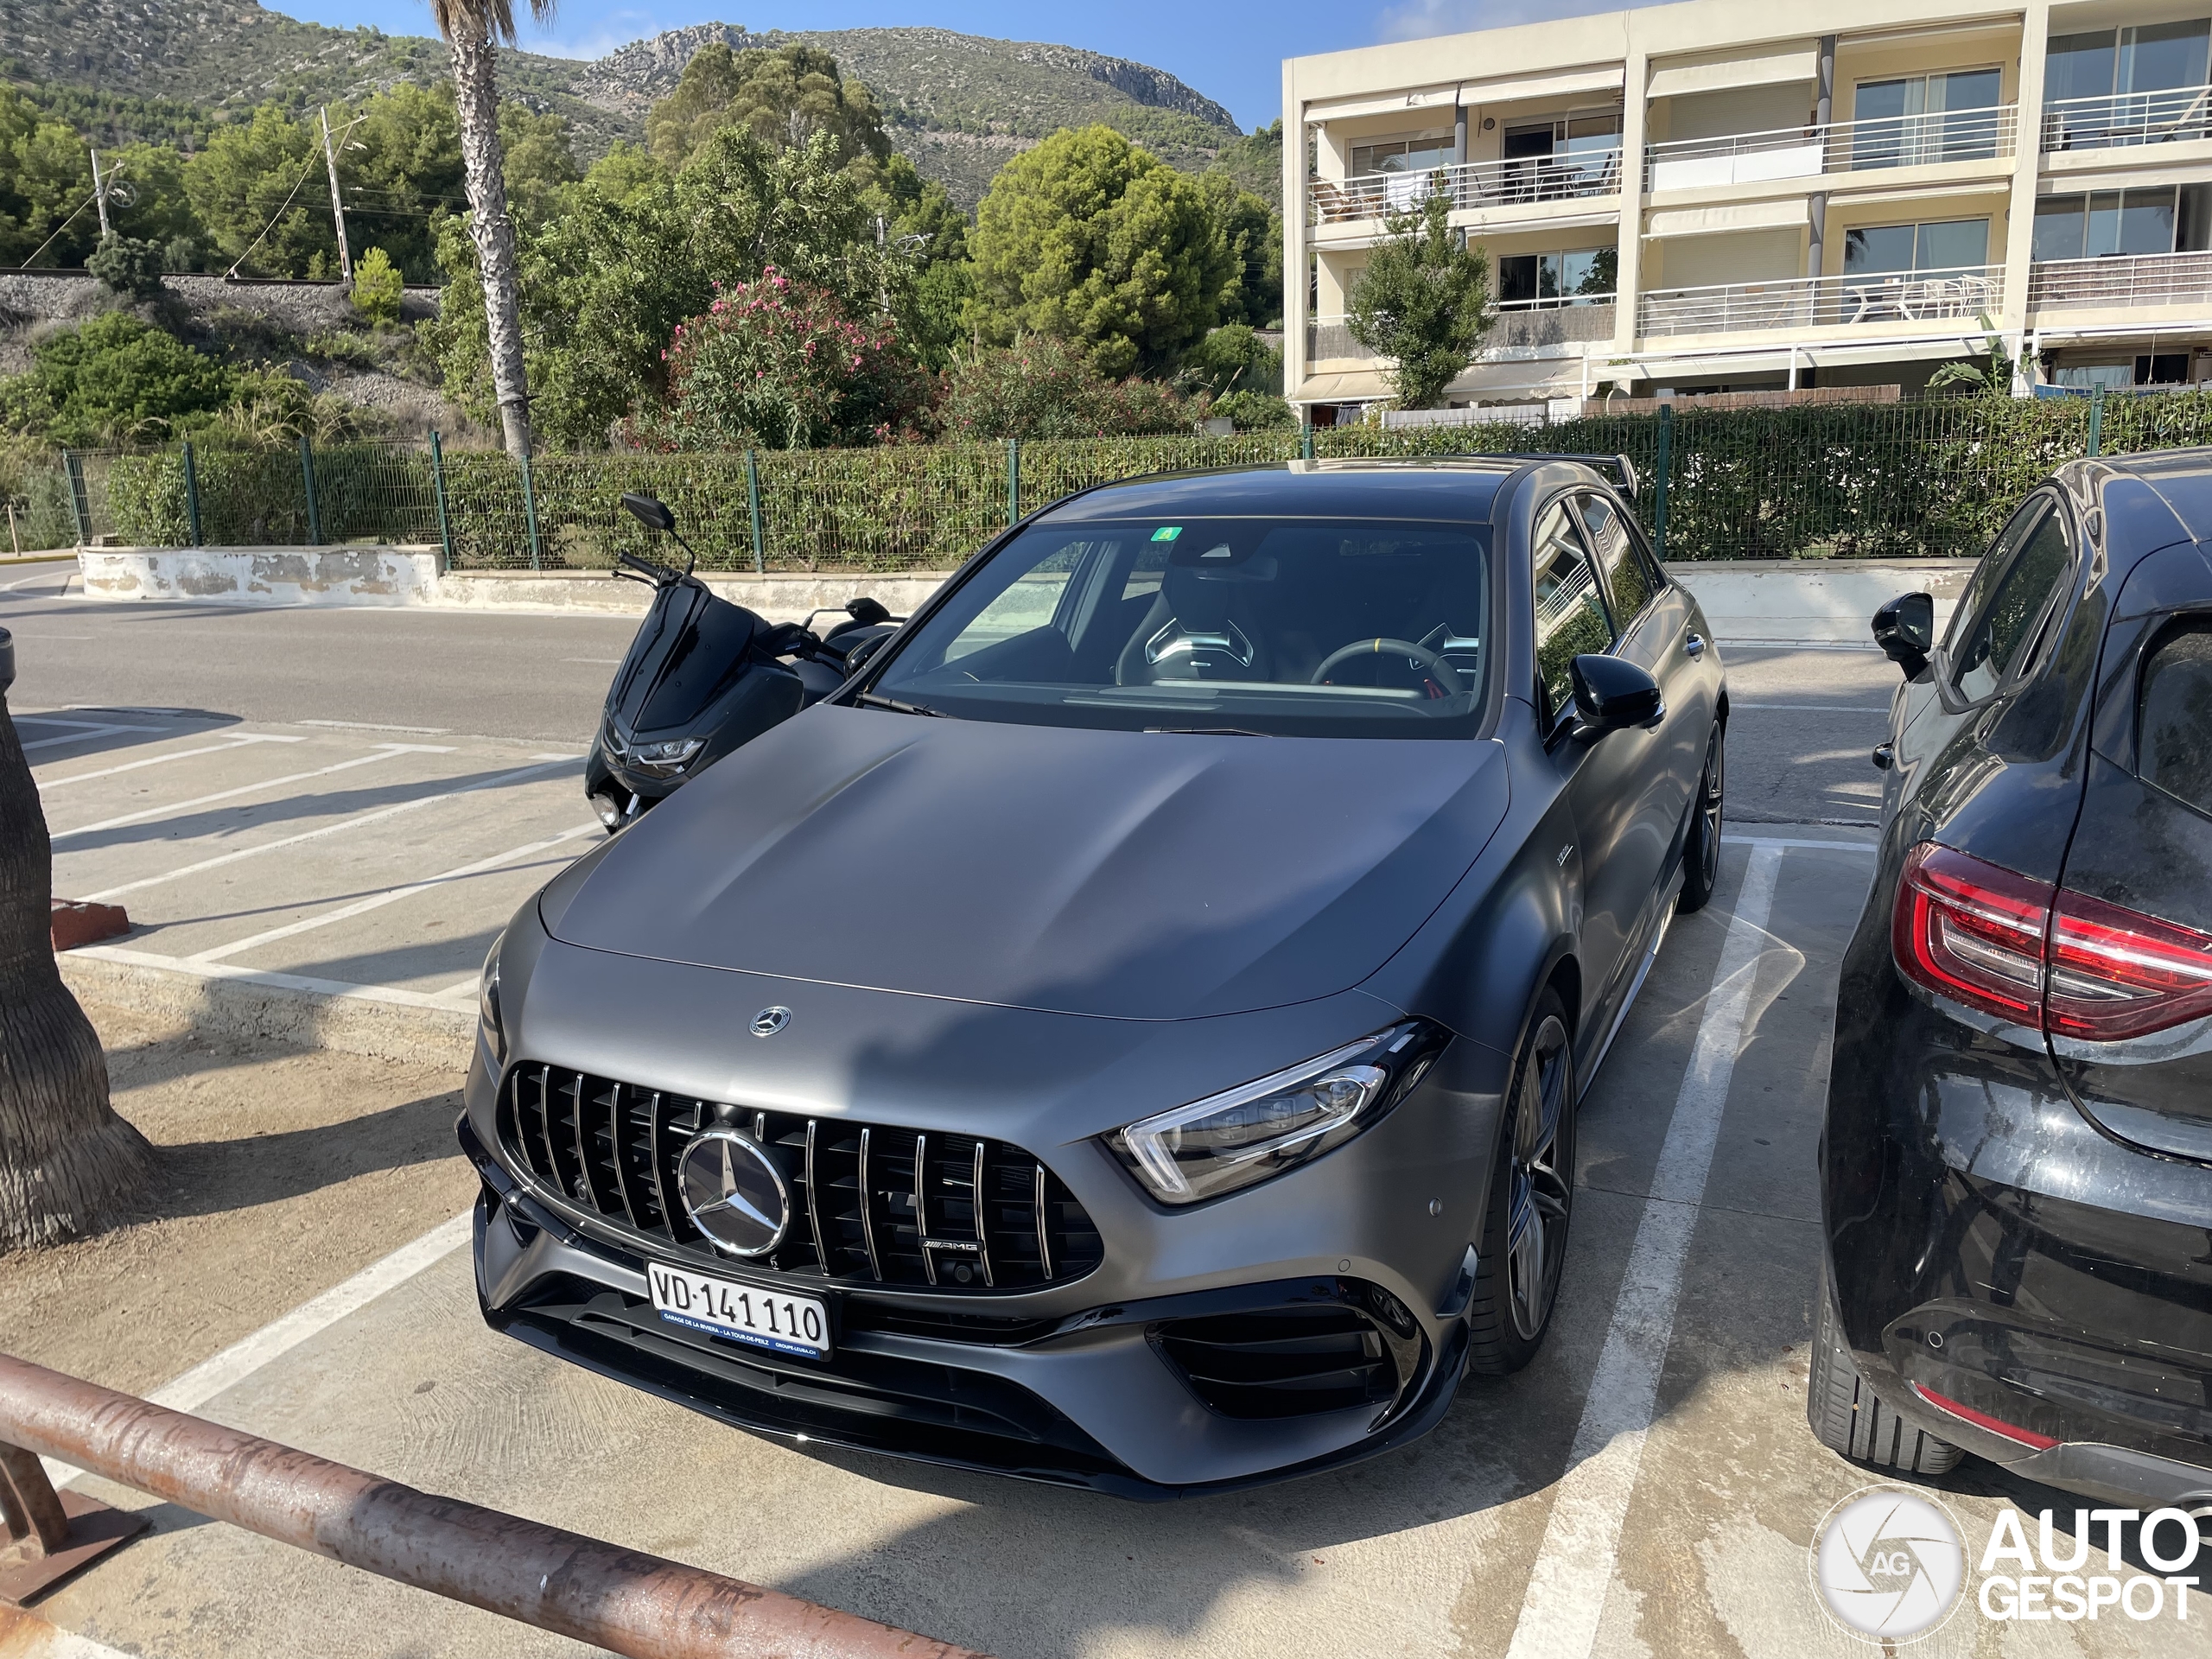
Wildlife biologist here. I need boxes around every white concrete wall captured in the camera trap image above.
[1663,557,1976,646]
[75,549,951,624]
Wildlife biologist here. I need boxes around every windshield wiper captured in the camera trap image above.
[1143,726,1274,737]
[851,690,950,718]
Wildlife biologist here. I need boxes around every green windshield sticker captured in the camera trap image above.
[1150,525,1182,542]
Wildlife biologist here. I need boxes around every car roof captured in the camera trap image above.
[1034,457,1613,525]
[2078,448,2212,554]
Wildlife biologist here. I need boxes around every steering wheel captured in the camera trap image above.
[1312,638,1465,698]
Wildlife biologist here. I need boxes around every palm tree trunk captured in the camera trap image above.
[450,24,534,459]
[0,678,153,1251]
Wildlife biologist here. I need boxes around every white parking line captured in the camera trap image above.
[188,821,601,964]
[1729,702,1890,714]
[1721,833,1875,855]
[296,718,451,734]
[79,755,582,903]
[1504,842,1783,1659]
[51,743,453,842]
[36,733,305,790]
[20,723,165,751]
[40,1211,473,1492]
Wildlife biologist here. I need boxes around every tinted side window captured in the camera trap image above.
[1532,502,1612,726]
[2140,617,2212,817]
[1952,507,2071,701]
[1577,491,1659,623]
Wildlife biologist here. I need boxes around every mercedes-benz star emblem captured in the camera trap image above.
[751,1006,791,1038]
[677,1129,791,1256]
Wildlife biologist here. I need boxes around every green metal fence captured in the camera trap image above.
[67,390,2212,571]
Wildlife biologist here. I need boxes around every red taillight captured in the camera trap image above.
[2048,889,2212,1040]
[1891,842,2212,1041]
[1892,844,2050,1027]
[1910,1382,2062,1450]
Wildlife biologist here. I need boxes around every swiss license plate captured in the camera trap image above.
[647,1263,830,1359]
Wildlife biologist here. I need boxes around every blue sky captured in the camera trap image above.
[269,0,1628,133]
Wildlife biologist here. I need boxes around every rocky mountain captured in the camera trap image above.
[1,2,1261,208]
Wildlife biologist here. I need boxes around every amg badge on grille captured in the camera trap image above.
[677,1130,791,1256]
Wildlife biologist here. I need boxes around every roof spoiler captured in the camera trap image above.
[1447,452,1641,501]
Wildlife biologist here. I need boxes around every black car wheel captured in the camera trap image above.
[1808,1268,1962,1474]
[1467,993,1575,1374]
[1677,721,1726,914]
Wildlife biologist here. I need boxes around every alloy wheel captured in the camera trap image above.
[1505,1014,1574,1342]
[1699,727,1726,892]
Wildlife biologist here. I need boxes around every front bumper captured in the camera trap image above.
[1821,930,2212,1508]
[467,1118,1471,1497]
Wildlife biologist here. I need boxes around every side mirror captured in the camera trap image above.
[842,632,891,673]
[1570,653,1662,735]
[620,492,677,534]
[1872,591,1935,679]
[845,596,891,626]
[0,626,14,695]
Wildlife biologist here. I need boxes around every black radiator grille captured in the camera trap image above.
[497,1063,1103,1292]
[1155,1306,1402,1419]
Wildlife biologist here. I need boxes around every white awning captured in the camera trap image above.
[1458,64,1624,108]
[1646,197,1810,238]
[1306,84,1461,124]
[1647,46,1817,99]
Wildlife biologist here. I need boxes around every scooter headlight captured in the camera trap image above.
[625,736,707,779]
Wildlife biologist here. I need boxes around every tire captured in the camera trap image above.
[1807,1268,1963,1475]
[1677,721,1726,914]
[1466,991,1575,1376]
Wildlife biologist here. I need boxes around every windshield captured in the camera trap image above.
[866,516,1494,738]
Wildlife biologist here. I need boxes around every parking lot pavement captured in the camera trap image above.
[24,706,588,1016]
[30,830,2199,1659]
[1717,647,1899,827]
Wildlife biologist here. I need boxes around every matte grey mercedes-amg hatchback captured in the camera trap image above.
[462,459,1728,1496]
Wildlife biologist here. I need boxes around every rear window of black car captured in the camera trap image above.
[868,516,1494,738]
[2140,617,2212,817]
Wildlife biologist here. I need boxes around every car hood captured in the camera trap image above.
[544,704,1509,1020]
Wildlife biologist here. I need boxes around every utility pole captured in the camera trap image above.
[319,106,353,285]
[89,149,111,238]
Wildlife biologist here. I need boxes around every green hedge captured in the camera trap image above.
[78,390,2212,570]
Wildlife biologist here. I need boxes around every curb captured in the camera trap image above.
[59,948,473,1072]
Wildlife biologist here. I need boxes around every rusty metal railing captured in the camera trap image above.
[0,1353,988,1657]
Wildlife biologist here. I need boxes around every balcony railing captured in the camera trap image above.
[2028,249,2212,311]
[1306,297,1617,364]
[1308,149,1623,227]
[1638,265,2004,337]
[1644,105,2017,190]
[2042,84,2212,152]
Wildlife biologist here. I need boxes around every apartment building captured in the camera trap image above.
[1284,0,2212,416]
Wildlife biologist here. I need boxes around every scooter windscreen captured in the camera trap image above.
[610,582,769,734]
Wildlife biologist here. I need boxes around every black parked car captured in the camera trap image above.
[1814,452,2212,1511]
[465,457,1727,1496]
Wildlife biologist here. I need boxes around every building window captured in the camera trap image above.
[1850,68,2004,167]
[1350,133,1455,177]
[2047,20,2212,148]
[1844,218,1991,275]
[1501,111,1623,161]
[1497,246,1617,307]
[2032,185,2212,260]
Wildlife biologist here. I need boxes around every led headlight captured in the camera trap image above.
[476,934,506,1071]
[626,735,707,779]
[1109,1020,1447,1205]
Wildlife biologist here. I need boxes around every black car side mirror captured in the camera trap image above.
[0,626,13,696]
[620,493,677,534]
[846,596,891,626]
[842,632,891,673]
[1873,592,1935,679]
[1569,654,1663,736]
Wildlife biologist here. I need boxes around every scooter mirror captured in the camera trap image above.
[620,493,677,534]
[846,596,891,626]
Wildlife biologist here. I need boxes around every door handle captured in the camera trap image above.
[1683,632,1707,658]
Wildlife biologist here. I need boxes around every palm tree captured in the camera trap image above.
[431,0,550,457]
[0,630,155,1249]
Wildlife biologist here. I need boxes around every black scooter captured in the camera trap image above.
[583,493,900,830]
